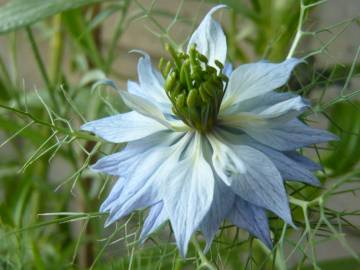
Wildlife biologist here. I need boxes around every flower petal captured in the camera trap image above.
[199,178,235,252]
[228,196,272,249]
[220,95,308,130]
[238,119,337,151]
[101,133,192,226]
[214,128,322,185]
[250,143,320,186]
[99,177,125,213]
[91,131,184,175]
[102,146,172,226]
[127,80,142,97]
[80,111,168,143]
[223,62,233,77]
[285,151,322,171]
[207,134,246,185]
[129,53,172,114]
[119,90,187,131]
[137,53,168,102]
[140,202,168,243]
[230,145,292,224]
[161,133,215,256]
[221,58,302,109]
[187,5,227,67]
[208,135,292,224]
[222,92,297,116]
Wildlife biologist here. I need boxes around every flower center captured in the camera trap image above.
[159,44,228,133]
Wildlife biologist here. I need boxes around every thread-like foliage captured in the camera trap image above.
[0,0,359,269]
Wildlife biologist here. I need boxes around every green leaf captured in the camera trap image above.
[298,257,360,270]
[0,0,112,34]
[323,101,360,176]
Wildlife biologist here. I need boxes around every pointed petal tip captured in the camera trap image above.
[99,204,109,214]
[128,49,149,58]
[79,122,92,132]
[288,219,297,230]
[138,234,148,245]
[317,130,340,143]
[89,163,101,173]
[308,178,321,187]
[208,4,228,15]
[330,133,340,141]
[261,237,273,250]
[104,217,115,228]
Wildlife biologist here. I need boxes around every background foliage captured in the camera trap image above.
[0,0,359,269]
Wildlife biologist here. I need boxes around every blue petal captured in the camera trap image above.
[199,178,235,252]
[242,119,338,151]
[91,131,184,175]
[139,202,168,243]
[213,128,322,186]
[285,151,322,171]
[221,91,298,116]
[102,146,176,226]
[220,95,309,130]
[223,62,233,77]
[251,144,320,186]
[101,133,192,227]
[162,134,215,257]
[99,177,125,212]
[127,80,143,97]
[228,196,272,249]
[209,136,293,225]
[136,53,171,107]
[222,58,302,109]
[187,5,227,68]
[80,111,168,143]
[230,146,292,224]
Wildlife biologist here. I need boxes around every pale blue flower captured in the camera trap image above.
[81,5,336,256]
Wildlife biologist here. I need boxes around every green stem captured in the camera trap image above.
[106,0,131,73]
[191,237,217,270]
[286,1,304,59]
[0,103,101,142]
[49,14,64,85]
[26,27,60,112]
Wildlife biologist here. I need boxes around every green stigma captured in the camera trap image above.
[159,43,228,133]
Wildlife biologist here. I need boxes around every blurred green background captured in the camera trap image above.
[0,0,359,269]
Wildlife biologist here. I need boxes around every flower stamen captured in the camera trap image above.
[159,43,228,133]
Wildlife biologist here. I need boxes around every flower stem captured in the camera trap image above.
[286,1,305,59]
[26,27,60,112]
[191,237,217,270]
[49,14,64,85]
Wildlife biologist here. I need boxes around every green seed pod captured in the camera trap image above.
[163,61,173,78]
[206,65,217,75]
[180,60,192,89]
[173,83,183,97]
[199,85,210,103]
[164,72,177,92]
[187,88,200,108]
[191,65,202,81]
[158,57,165,73]
[197,53,208,63]
[214,60,224,70]
[165,43,181,67]
[202,81,218,97]
[176,93,187,109]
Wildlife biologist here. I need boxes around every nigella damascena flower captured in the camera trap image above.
[81,5,336,256]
